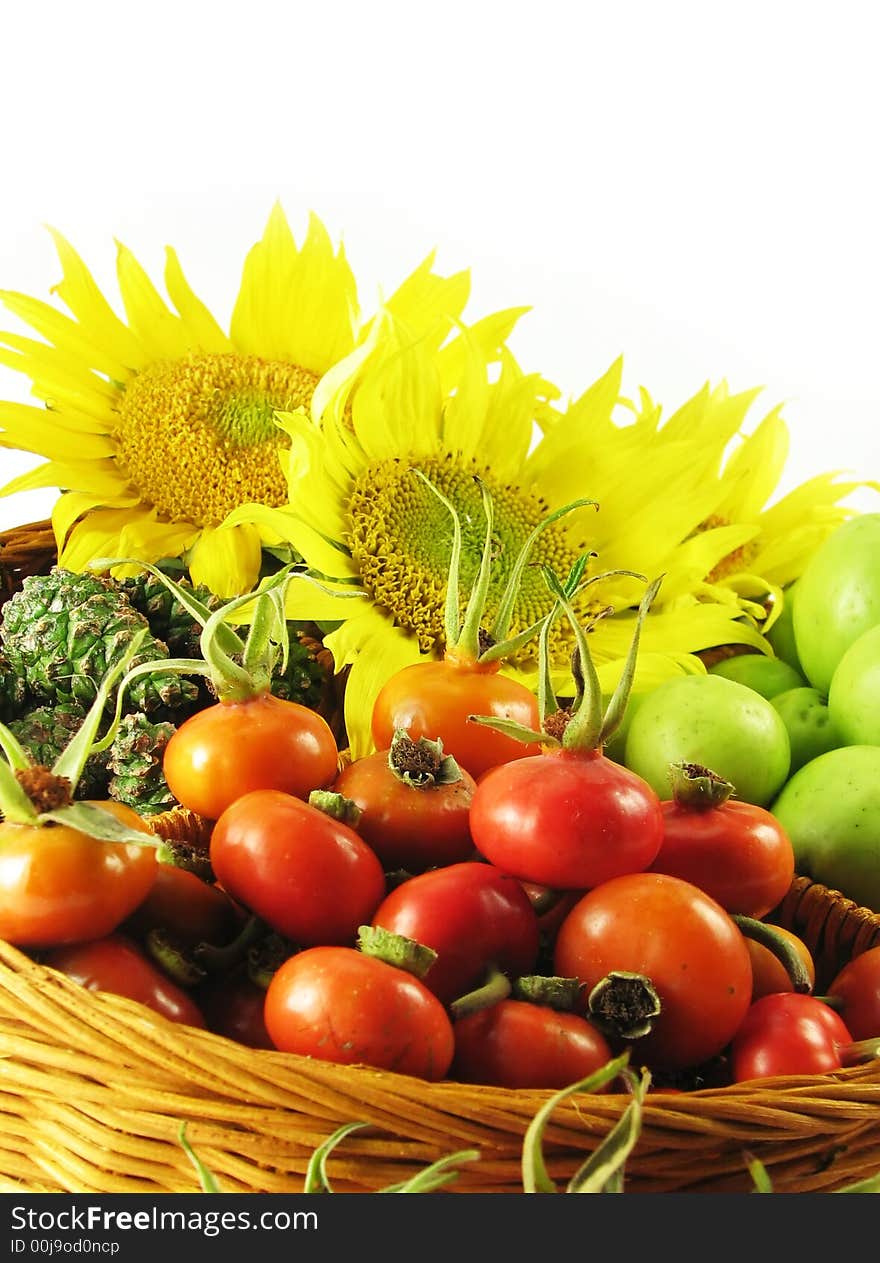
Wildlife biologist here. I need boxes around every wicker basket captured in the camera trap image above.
[1,520,880,1195]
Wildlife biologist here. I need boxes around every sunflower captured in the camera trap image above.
[0,205,491,596]
[612,380,875,630]
[223,326,773,757]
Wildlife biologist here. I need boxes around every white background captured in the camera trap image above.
[1,0,878,533]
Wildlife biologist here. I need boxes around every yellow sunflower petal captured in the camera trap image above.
[52,491,107,551]
[750,516,854,588]
[230,206,358,373]
[712,572,783,623]
[576,450,730,574]
[478,350,545,479]
[282,575,369,623]
[716,406,790,521]
[616,384,664,442]
[282,213,360,374]
[350,331,443,461]
[380,251,471,350]
[758,472,874,537]
[0,350,115,432]
[658,524,760,601]
[230,202,298,357]
[56,504,199,576]
[662,381,764,448]
[0,458,134,502]
[589,600,769,666]
[222,501,358,581]
[0,402,116,460]
[181,525,261,598]
[310,314,387,434]
[0,290,135,381]
[115,241,192,360]
[439,329,491,457]
[0,333,118,408]
[45,227,146,370]
[437,306,530,390]
[523,357,624,488]
[164,247,233,352]
[187,523,263,598]
[596,651,708,698]
[274,412,352,550]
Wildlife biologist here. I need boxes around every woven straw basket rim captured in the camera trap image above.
[2,520,880,1194]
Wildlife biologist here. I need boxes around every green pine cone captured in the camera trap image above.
[8,701,111,798]
[121,572,223,659]
[0,649,28,723]
[107,711,178,816]
[0,568,200,716]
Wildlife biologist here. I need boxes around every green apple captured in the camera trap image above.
[624,674,790,806]
[770,745,880,912]
[771,686,843,774]
[708,653,804,700]
[793,513,880,695]
[828,623,880,746]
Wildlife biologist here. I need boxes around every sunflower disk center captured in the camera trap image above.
[114,352,319,527]
[347,455,584,658]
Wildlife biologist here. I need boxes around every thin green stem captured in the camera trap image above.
[490,498,598,643]
[732,915,813,994]
[600,575,663,746]
[542,566,604,752]
[536,603,561,725]
[303,1122,370,1193]
[91,558,244,658]
[449,966,512,1020]
[521,1052,631,1193]
[567,1067,651,1193]
[456,477,495,660]
[52,627,150,786]
[0,755,40,824]
[0,723,34,773]
[414,469,463,648]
